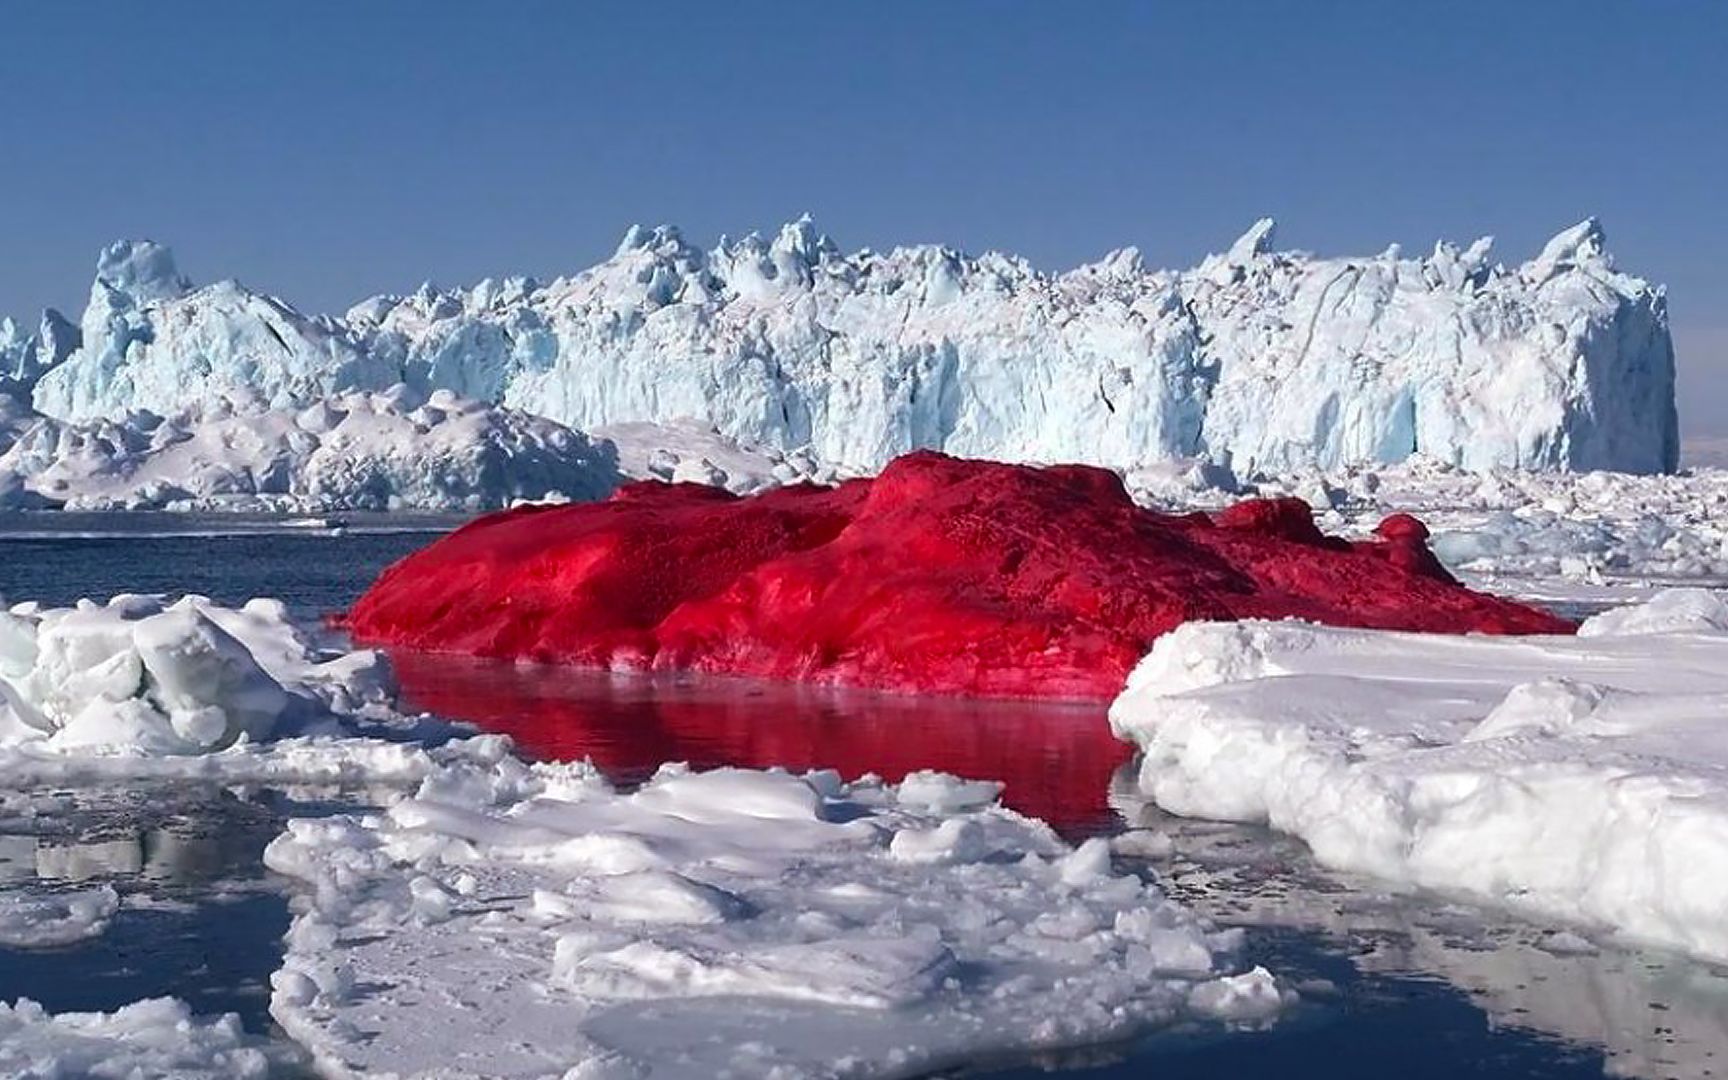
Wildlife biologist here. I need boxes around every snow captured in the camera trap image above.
[0,884,117,947]
[0,593,393,755]
[1125,456,1728,593]
[265,756,1288,1078]
[0,385,621,512]
[0,590,519,792]
[593,417,849,495]
[27,217,1676,476]
[0,997,271,1078]
[1108,589,1728,963]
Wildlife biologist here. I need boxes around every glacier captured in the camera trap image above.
[0,309,78,398]
[25,217,1677,475]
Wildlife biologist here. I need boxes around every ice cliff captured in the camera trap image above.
[26,218,1678,475]
[0,309,78,398]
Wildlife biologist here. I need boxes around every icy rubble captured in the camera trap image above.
[0,385,621,512]
[0,593,397,755]
[27,217,1677,475]
[1125,456,1728,590]
[0,884,117,947]
[0,590,498,788]
[266,757,1287,1079]
[1109,588,1728,964]
[0,997,272,1078]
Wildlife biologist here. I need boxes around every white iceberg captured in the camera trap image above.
[266,757,1286,1078]
[1109,588,1728,963]
[0,385,621,512]
[28,217,1677,476]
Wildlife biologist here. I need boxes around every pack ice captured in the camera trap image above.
[265,756,1286,1079]
[26,217,1677,475]
[1109,589,1728,963]
[1124,456,1728,591]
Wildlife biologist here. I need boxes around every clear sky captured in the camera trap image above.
[3,2,1724,430]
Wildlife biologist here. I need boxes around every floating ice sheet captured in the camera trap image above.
[1110,588,1728,962]
[266,757,1286,1078]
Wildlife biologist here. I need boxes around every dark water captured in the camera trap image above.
[1,517,1718,1079]
[0,511,457,614]
[0,783,298,1029]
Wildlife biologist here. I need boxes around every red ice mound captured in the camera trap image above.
[347,451,1573,701]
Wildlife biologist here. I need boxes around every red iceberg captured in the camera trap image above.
[384,653,1133,835]
[348,451,1571,701]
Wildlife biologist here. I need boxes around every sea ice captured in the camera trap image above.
[0,591,506,787]
[1108,783,1728,1080]
[266,757,1289,1078]
[0,593,392,755]
[1125,456,1728,593]
[1109,588,1728,962]
[0,884,117,947]
[0,996,271,1078]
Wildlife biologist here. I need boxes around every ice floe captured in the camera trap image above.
[0,996,272,1078]
[0,591,503,787]
[0,593,395,756]
[0,884,118,948]
[265,756,1288,1078]
[1110,588,1728,962]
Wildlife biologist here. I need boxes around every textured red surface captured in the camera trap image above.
[348,452,1573,701]
[385,653,1132,834]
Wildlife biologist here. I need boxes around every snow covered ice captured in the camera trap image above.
[1109,588,1728,964]
[0,385,621,512]
[0,593,393,755]
[0,884,117,948]
[1107,782,1728,1080]
[0,996,273,1078]
[265,756,1287,1079]
[0,590,509,790]
[1124,456,1728,596]
[22,216,1678,476]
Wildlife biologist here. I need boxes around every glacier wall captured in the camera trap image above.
[0,309,78,399]
[26,218,1679,475]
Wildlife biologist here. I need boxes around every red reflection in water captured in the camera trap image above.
[389,650,1135,835]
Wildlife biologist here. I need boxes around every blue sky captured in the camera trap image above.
[3,2,1724,430]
